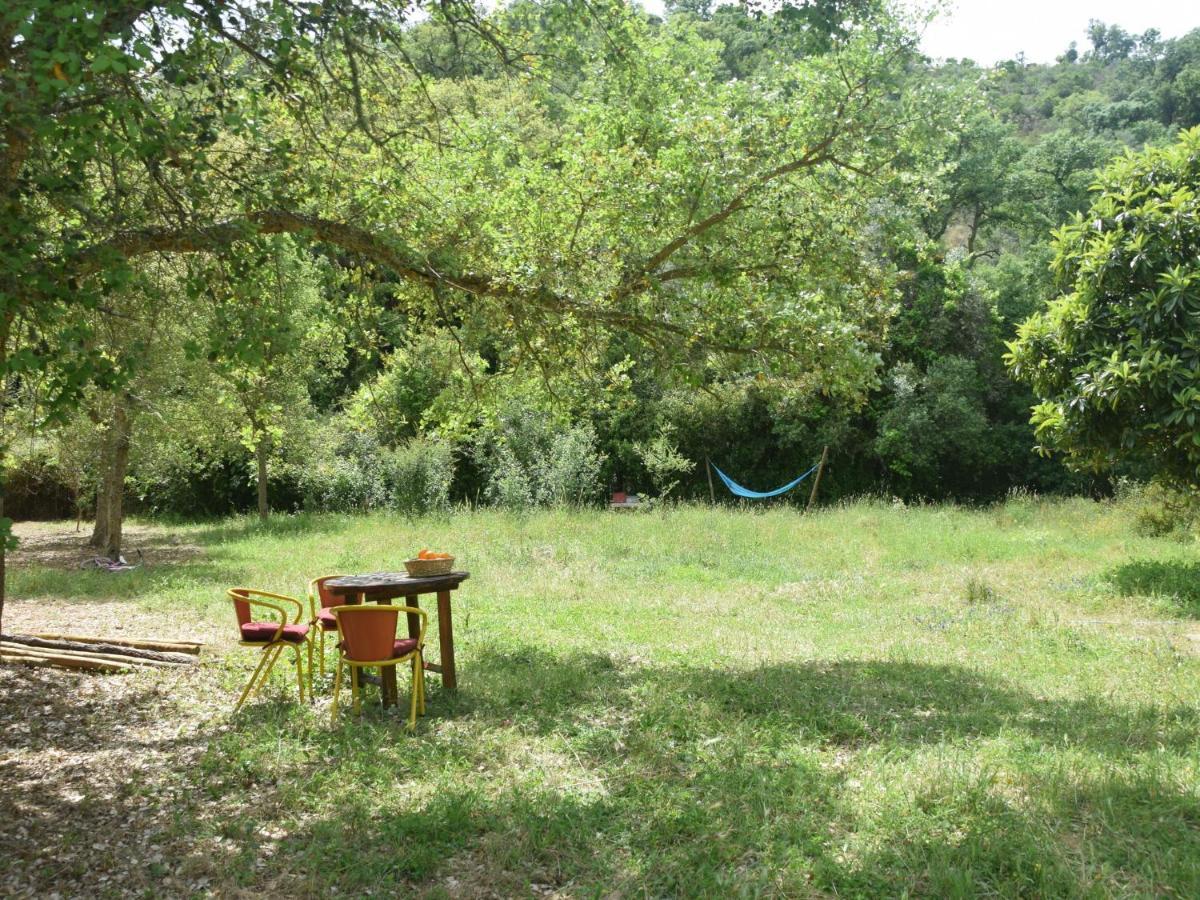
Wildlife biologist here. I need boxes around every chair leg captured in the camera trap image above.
[253,645,284,700]
[318,628,326,677]
[306,634,314,700]
[294,645,306,705]
[331,657,343,721]
[408,662,419,731]
[351,664,361,716]
[414,653,425,716]
[235,647,274,712]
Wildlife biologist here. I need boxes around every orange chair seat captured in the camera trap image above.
[241,622,310,643]
[315,609,338,631]
[339,637,418,660]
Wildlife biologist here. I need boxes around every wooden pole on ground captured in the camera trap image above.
[1,634,196,664]
[0,641,185,669]
[705,456,716,504]
[807,446,829,511]
[30,633,202,655]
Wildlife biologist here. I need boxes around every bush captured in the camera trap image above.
[296,432,384,513]
[486,445,535,510]
[477,407,606,509]
[384,437,454,516]
[635,424,695,500]
[296,432,455,515]
[541,426,606,506]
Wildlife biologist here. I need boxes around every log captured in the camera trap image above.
[31,632,203,655]
[0,649,130,673]
[2,634,196,665]
[0,642,182,669]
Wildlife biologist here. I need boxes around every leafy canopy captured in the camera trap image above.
[1007,126,1200,486]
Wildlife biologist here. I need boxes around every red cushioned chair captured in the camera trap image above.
[308,574,358,680]
[229,587,311,711]
[331,604,427,730]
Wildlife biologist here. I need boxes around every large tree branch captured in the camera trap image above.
[618,134,838,295]
[74,207,803,361]
[76,210,493,294]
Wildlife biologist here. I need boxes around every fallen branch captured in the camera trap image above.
[0,648,131,673]
[0,641,184,669]
[32,633,203,655]
[3,634,196,664]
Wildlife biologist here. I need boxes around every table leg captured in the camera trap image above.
[404,595,421,642]
[437,590,457,691]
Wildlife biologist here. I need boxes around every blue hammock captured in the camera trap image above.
[710,461,820,500]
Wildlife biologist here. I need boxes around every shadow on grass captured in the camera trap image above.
[188,646,1200,895]
[0,667,222,896]
[6,644,1197,896]
[1107,559,1200,617]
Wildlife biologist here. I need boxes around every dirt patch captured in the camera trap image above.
[0,601,303,898]
[2,599,229,651]
[0,662,232,898]
[10,522,204,571]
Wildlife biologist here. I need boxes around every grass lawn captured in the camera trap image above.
[3,496,1200,897]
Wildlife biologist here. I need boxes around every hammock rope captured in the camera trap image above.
[710,461,820,500]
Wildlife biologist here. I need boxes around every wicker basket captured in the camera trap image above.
[404,556,455,577]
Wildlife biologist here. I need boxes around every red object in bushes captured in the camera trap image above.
[612,491,627,503]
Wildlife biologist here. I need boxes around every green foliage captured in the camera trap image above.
[875,357,990,495]
[634,425,696,500]
[1008,127,1200,487]
[477,407,606,509]
[13,4,1200,527]
[387,437,455,517]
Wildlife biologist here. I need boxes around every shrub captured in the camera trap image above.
[486,445,535,510]
[634,424,695,500]
[384,437,455,516]
[476,407,606,509]
[298,455,381,513]
[297,432,389,513]
[541,426,606,506]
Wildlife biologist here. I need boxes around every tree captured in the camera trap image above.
[0,0,944,633]
[1006,127,1200,487]
[200,238,339,520]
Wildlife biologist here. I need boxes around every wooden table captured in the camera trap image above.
[324,571,469,707]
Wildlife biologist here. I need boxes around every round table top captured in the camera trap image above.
[323,571,469,596]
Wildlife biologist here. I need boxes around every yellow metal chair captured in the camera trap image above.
[331,604,427,730]
[308,574,351,679]
[229,587,312,711]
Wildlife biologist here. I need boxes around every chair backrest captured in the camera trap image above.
[335,606,400,662]
[229,587,253,626]
[229,587,299,630]
[310,574,350,610]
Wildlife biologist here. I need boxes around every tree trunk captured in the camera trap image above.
[255,433,271,520]
[102,397,131,560]
[0,490,6,639]
[90,422,114,549]
[89,477,110,549]
[0,315,8,638]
